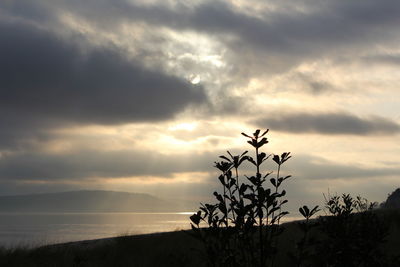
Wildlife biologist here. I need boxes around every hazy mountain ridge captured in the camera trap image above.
[382,188,400,209]
[0,190,187,212]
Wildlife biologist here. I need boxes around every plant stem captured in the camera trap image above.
[275,164,280,194]
[256,145,265,267]
[227,177,236,222]
[297,218,310,267]
[235,167,242,202]
[223,176,228,227]
[270,163,282,267]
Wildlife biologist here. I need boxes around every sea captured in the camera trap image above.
[0,212,302,248]
[0,212,193,248]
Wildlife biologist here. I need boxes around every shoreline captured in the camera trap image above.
[0,210,398,267]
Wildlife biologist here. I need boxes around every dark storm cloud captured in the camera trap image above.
[0,20,206,123]
[0,19,206,148]
[254,112,400,135]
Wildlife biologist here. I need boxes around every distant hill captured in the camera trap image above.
[382,188,400,209]
[0,190,189,212]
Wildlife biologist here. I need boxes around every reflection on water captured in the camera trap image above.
[0,212,301,247]
[0,212,193,247]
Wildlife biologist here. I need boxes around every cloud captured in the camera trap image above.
[0,149,217,181]
[363,53,400,66]
[287,155,400,180]
[4,0,400,102]
[0,18,207,148]
[253,112,400,135]
[62,0,400,47]
[293,73,337,95]
[43,0,400,68]
[1,0,399,201]
[1,147,398,184]
[8,0,393,99]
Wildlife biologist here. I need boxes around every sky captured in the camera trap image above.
[0,0,399,212]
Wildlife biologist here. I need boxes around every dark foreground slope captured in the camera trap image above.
[0,231,204,267]
[0,209,399,267]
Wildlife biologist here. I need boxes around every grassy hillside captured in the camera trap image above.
[0,208,399,267]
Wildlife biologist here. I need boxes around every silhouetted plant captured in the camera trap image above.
[312,193,389,267]
[289,205,320,267]
[190,129,293,267]
[189,131,399,267]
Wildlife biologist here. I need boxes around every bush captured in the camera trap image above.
[189,129,395,267]
[189,129,317,267]
[312,194,390,267]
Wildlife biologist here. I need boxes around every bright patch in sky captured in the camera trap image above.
[189,74,201,84]
[169,122,197,131]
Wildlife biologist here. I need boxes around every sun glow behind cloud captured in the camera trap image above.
[168,122,197,131]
